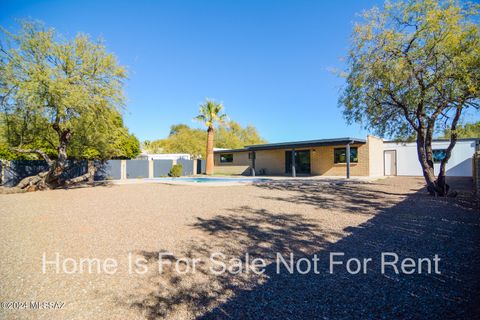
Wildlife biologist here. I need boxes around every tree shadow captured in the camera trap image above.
[120,207,339,319]
[122,178,480,319]
[254,179,408,213]
[255,177,478,211]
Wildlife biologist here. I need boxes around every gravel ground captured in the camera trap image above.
[0,177,478,319]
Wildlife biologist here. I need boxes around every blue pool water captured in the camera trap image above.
[151,177,271,183]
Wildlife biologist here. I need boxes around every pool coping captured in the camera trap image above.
[110,175,382,186]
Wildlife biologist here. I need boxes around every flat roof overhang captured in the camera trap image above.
[245,137,366,151]
[213,137,366,153]
[213,148,249,153]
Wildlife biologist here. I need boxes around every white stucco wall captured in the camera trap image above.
[383,139,477,177]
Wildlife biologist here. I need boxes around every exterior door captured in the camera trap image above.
[285,150,311,174]
[384,150,397,176]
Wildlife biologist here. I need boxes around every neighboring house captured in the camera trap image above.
[214,136,478,178]
[383,138,479,177]
[136,153,191,161]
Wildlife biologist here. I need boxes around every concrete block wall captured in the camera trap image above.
[126,160,149,179]
[178,158,195,176]
[0,159,199,186]
[153,160,174,177]
[123,159,196,179]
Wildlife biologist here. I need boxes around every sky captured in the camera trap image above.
[1,0,476,143]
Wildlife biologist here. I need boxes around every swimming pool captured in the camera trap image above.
[150,177,271,184]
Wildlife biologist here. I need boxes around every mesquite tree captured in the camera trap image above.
[340,0,479,195]
[0,21,128,190]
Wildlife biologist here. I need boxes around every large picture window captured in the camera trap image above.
[220,153,233,163]
[433,149,447,163]
[334,147,358,164]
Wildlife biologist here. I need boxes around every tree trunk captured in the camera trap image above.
[12,125,73,191]
[436,107,462,196]
[205,126,214,175]
[64,161,96,186]
[46,126,71,185]
[416,128,437,195]
[416,107,463,196]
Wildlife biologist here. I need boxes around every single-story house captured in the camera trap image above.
[214,136,478,178]
[214,135,384,178]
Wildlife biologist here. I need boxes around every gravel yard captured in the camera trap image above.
[0,177,479,319]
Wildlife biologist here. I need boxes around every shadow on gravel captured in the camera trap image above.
[255,179,414,212]
[125,207,339,319]
[255,177,478,211]
[128,178,480,319]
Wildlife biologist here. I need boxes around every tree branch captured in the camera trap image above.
[11,148,53,166]
[387,91,419,131]
[439,105,463,181]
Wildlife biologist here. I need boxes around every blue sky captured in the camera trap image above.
[2,0,475,143]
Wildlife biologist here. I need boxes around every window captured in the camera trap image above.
[334,147,358,164]
[433,149,447,163]
[220,153,233,163]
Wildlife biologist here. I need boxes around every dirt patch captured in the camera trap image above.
[0,177,478,319]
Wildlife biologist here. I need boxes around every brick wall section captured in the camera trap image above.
[311,144,369,176]
[254,149,286,175]
[474,151,480,197]
[214,151,251,175]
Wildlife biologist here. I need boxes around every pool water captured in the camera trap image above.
[152,177,271,183]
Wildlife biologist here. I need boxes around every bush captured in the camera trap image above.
[169,164,183,177]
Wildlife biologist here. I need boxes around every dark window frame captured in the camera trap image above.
[432,149,447,163]
[334,147,358,164]
[220,153,233,163]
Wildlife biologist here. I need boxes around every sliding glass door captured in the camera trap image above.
[285,150,311,174]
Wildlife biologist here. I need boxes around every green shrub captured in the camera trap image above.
[169,164,183,177]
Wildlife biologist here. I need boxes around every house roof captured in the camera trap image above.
[213,137,366,153]
[246,137,366,151]
[214,148,250,153]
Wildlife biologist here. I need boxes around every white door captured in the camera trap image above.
[384,150,397,176]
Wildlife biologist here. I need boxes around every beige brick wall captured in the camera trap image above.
[367,135,384,177]
[214,165,251,175]
[255,144,370,176]
[214,151,250,175]
[311,144,369,176]
[254,149,287,175]
[214,151,250,166]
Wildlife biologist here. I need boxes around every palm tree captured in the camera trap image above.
[195,99,227,175]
